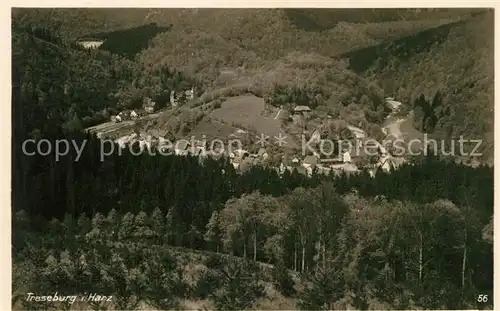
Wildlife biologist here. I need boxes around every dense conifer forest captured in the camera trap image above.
[12,8,493,310]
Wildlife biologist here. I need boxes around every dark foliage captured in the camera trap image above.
[81,23,172,58]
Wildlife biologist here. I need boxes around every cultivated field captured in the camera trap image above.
[210,95,283,137]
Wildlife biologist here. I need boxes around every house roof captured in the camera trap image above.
[143,97,156,107]
[193,140,205,148]
[320,157,343,163]
[347,125,365,135]
[390,157,406,168]
[294,105,311,112]
[257,148,267,156]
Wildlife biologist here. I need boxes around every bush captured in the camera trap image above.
[192,269,219,299]
[272,262,296,297]
[204,254,224,269]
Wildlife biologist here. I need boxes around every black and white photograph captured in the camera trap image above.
[10,7,494,310]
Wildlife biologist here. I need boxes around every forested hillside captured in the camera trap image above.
[12,130,494,310]
[12,8,491,154]
[12,8,494,310]
[13,8,478,139]
[344,10,494,162]
[12,23,197,135]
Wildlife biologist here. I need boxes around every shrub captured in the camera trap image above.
[272,262,296,297]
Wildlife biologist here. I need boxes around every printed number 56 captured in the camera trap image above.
[478,294,488,302]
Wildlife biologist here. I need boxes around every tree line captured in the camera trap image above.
[13,160,493,309]
[11,13,493,310]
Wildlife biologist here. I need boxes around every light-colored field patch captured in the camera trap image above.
[210,95,282,138]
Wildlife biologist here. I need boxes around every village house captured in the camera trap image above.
[185,87,195,101]
[343,150,352,163]
[76,40,104,49]
[385,97,402,111]
[231,149,250,169]
[377,155,406,173]
[338,163,359,175]
[193,139,206,149]
[346,125,366,139]
[118,110,132,121]
[170,87,195,108]
[293,105,312,117]
[114,135,131,149]
[302,155,319,170]
[320,151,352,165]
[279,162,287,174]
[130,110,139,120]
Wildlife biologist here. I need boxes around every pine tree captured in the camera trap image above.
[211,259,265,310]
[271,261,296,297]
[297,266,344,310]
[205,211,222,253]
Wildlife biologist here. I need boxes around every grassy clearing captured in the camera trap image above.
[210,96,282,138]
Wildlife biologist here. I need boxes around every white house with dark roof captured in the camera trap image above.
[293,105,311,113]
[77,40,104,49]
[347,125,366,139]
[293,105,312,118]
[143,97,157,113]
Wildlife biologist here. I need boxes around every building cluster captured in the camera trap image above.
[106,96,406,177]
[110,88,195,123]
[170,87,195,107]
[112,129,270,172]
[110,97,157,123]
[276,119,405,177]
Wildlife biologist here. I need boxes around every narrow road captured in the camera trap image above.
[382,100,406,140]
[383,118,405,140]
